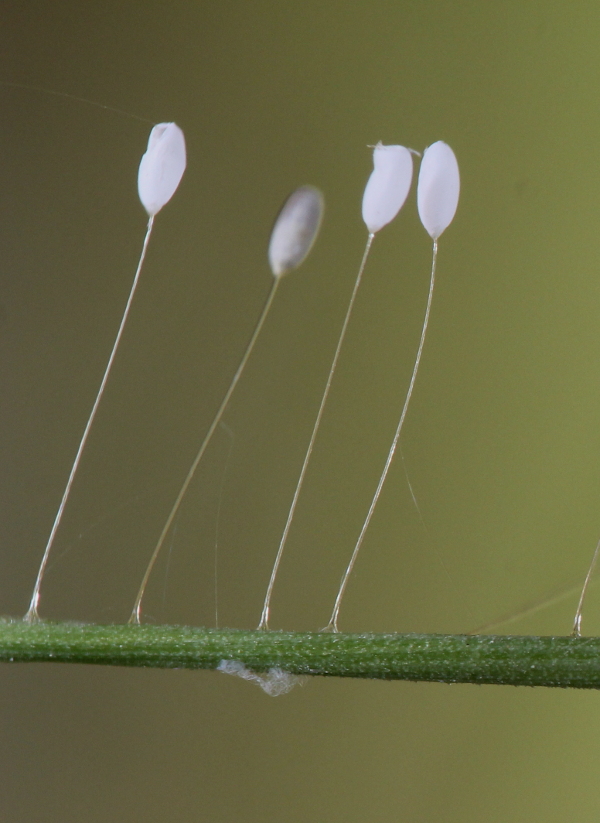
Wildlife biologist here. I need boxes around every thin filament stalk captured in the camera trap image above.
[325,240,438,632]
[258,233,375,630]
[130,276,281,624]
[25,216,156,622]
[471,578,593,635]
[573,537,600,636]
[0,81,154,124]
[214,421,235,630]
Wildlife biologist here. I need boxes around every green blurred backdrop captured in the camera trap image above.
[1,1,600,820]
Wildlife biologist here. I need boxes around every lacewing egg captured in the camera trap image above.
[417,141,460,240]
[361,143,413,234]
[268,185,324,277]
[137,122,187,216]
[132,184,324,624]
[27,122,187,621]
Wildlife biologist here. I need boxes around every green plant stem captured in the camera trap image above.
[1,619,600,688]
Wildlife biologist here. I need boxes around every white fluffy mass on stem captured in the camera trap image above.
[361,143,413,234]
[417,141,460,240]
[137,122,187,216]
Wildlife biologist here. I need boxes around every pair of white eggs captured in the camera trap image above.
[362,140,459,239]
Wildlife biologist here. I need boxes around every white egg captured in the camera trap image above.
[268,185,324,277]
[362,143,413,234]
[138,122,187,216]
[417,141,460,240]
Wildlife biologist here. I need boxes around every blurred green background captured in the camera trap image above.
[1,1,600,820]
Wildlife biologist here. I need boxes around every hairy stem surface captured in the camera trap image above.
[0,620,599,689]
